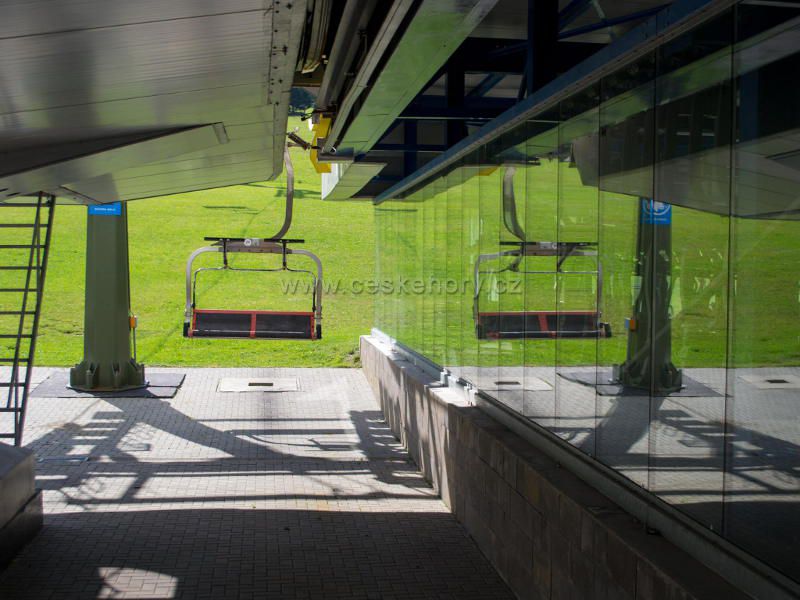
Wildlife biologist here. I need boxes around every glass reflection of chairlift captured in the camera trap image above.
[183,142,323,340]
[473,165,611,340]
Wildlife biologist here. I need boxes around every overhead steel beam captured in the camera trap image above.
[321,0,417,156]
[322,161,388,200]
[0,124,228,203]
[0,1,309,202]
[558,0,594,29]
[375,0,737,204]
[400,96,515,119]
[522,0,558,98]
[316,0,378,111]
[323,0,501,157]
[559,4,670,40]
[446,63,468,146]
[466,73,507,98]
[369,143,449,152]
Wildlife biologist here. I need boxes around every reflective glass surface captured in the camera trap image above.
[373,3,800,580]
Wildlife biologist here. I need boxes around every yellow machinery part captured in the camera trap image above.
[310,116,331,174]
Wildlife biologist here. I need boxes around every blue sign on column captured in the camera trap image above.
[640,199,672,225]
[88,202,122,216]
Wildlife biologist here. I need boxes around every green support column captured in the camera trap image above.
[69,202,146,391]
[613,199,682,394]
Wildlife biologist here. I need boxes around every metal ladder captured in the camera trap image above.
[0,193,55,446]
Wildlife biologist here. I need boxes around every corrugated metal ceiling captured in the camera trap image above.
[0,0,308,203]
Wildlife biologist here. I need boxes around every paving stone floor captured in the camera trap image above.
[0,368,514,600]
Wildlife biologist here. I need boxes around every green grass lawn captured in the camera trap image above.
[32,128,376,368]
[4,122,798,371]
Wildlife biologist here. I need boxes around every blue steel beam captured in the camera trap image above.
[559,4,670,40]
[559,0,594,29]
[521,0,558,99]
[466,73,506,98]
[486,41,526,60]
[400,96,516,119]
[369,143,449,152]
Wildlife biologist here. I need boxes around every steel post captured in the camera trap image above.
[613,199,682,394]
[69,202,145,391]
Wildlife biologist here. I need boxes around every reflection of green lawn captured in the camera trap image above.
[379,160,800,368]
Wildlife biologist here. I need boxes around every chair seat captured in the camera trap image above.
[188,309,317,340]
[476,311,609,340]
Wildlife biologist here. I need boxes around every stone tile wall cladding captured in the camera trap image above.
[360,335,748,600]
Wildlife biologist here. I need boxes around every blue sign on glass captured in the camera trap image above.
[640,199,672,225]
[88,202,122,216]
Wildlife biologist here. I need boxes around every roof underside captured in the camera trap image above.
[317,0,676,202]
[0,0,308,204]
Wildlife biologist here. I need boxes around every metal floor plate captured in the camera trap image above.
[739,374,800,390]
[483,377,552,392]
[559,369,722,397]
[217,377,300,393]
[31,372,185,398]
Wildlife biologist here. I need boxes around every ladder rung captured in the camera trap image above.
[0,288,37,292]
[0,334,32,339]
[0,311,35,315]
[0,245,43,249]
[0,358,29,363]
[0,408,22,413]
[0,224,47,229]
[0,382,25,387]
[0,266,40,271]
[0,433,17,438]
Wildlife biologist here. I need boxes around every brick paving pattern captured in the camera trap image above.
[0,368,513,599]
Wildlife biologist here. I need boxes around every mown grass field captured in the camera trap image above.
[3,122,797,371]
[30,126,376,367]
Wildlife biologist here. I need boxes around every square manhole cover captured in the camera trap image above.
[38,455,90,464]
[487,377,552,392]
[218,377,300,392]
[739,374,800,390]
[118,442,152,452]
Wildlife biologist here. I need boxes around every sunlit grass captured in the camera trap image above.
[28,121,375,368]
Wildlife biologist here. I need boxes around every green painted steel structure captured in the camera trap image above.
[69,203,145,391]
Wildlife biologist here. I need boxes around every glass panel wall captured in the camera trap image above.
[494,132,526,412]
[597,52,656,486]
[725,0,800,576]
[650,11,734,530]
[556,85,600,455]
[444,168,464,373]
[461,151,482,385]
[373,2,800,581]
[523,119,559,429]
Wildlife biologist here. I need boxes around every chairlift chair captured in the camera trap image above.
[183,141,324,340]
[474,165,611,340]
[184,237,322,340]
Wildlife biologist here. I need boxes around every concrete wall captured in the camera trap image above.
[360,335,748,600]
[0,444,42,567]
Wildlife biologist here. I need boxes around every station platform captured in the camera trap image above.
[0,367,512,599]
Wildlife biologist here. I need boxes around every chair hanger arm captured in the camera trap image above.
[185,246,221,321]
[288,248,323,326]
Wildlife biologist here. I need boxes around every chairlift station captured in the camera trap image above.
[1,1,799,599]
